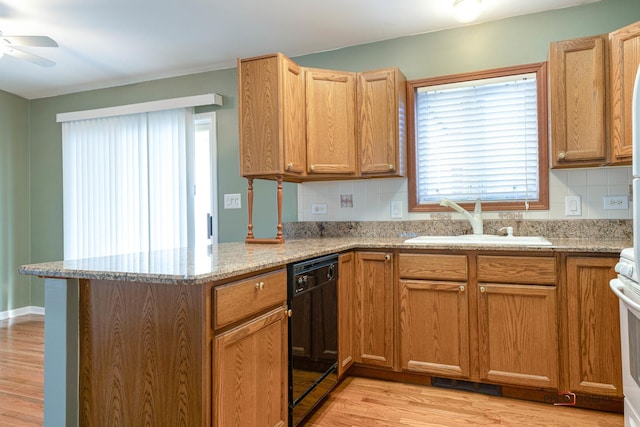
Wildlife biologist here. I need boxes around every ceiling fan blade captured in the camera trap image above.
[3,46,55,67]
[2,35,58,47]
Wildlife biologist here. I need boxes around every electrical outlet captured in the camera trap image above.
[603,195,629,210]
[311,203,328,215]
[223,193,241,209]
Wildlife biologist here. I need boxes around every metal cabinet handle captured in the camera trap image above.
[310,165,316,171]
[286,309,292,317]
[459,285,465,292]
[388,164,394,170]
[385,254,391,261]
[558,152,566,160]
[480,286,486,293]
[286,163,294,170]
[255,282,264,290]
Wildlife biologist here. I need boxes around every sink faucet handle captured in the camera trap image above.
[499,226,514,237]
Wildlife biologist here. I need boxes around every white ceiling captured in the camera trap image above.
[0,0,599,100]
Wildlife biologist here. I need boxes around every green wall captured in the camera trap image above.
[0,89,31,312]
[6,0,640,309]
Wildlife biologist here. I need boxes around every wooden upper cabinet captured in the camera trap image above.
[305,68,357,176]
[238,53,305,178]
[238,52,407,181]
[357,68,407,177]
[609,20,640,165]
[549,35,608,168]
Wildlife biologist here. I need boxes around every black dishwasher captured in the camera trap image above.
[287,254,339,426]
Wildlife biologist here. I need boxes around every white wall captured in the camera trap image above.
[298,166,632,222]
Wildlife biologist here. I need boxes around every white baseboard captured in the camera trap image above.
[0,305,45,320]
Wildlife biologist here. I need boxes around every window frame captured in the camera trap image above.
[406,62,549,213]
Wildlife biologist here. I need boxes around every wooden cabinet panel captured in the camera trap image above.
[357,67,407,176]
[478,283,558,389]
[399,253,467,281]
[399,279,469,378]
[354,251,394,369]
[549,35,608,167]
[238,53,305,178]
[79,279,208,427]
[213,307,288,427]
[213,269,287,329]
[305,68,357,175]
[477,255,556,285]
[565,256,622,397]
[338,252,355,378]
[609,20,640,164]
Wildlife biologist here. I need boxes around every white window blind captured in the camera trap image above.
[415,73,539,204]
[62,108,190,260]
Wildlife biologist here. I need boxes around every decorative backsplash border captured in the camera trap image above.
[283,220,633,240]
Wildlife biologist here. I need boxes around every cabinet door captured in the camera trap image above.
[399,279,469,378]
[357,68,406,176]
[305,68,357,175]
[549,35,607,167]
[338,252,355,378]
[609,21,640,165]
[478,283,558,389]
[354,251,394,369]
[214,307,288,427]
[566,256,622,397]
[281,55,306,174]
[238,53,305,177]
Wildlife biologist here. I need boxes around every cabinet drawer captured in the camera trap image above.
[214,269,287,329]
[399,253,468,281]
[477,255,556,285]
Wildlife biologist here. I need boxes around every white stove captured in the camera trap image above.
[611,248,640,426]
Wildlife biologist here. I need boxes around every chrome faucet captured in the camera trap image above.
[440,198,484,235]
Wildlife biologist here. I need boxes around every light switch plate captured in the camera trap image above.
[223,193,241,209]
[565,195,581,216]
[391,201,403,219]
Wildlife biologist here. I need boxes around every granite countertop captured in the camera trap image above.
[18,236,630,286]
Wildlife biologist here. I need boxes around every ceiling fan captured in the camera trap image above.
[0,30,58,67]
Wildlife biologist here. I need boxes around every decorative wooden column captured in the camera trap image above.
[245,175,285,244]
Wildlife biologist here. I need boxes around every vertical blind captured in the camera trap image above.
[62,108,190,260]
[415,73,539,204]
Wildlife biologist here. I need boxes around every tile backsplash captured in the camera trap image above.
[297,166,632,222]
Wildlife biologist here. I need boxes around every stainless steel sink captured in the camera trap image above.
[403,234,552,246]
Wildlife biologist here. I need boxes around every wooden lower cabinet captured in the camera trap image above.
[338,252,355,378]
[213,306,288,427]
[564,256,622,398]
[477,283,558,388]
[477,255,558,389]
[398,253,470,378]
[397,252,559,389]
[354,251,395,369]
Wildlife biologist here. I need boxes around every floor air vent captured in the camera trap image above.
[431,377,502,397]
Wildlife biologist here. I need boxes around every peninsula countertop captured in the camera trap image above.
[18,237,630,286]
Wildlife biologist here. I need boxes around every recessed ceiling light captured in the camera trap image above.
[453,0,482,23]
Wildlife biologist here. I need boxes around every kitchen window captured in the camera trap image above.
[407,62,549,212]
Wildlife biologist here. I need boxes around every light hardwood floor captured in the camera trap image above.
[307,376,623,427]
[0,315,624,427]
[0,314,44,427]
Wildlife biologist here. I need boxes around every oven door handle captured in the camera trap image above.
[610,278,640,312]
